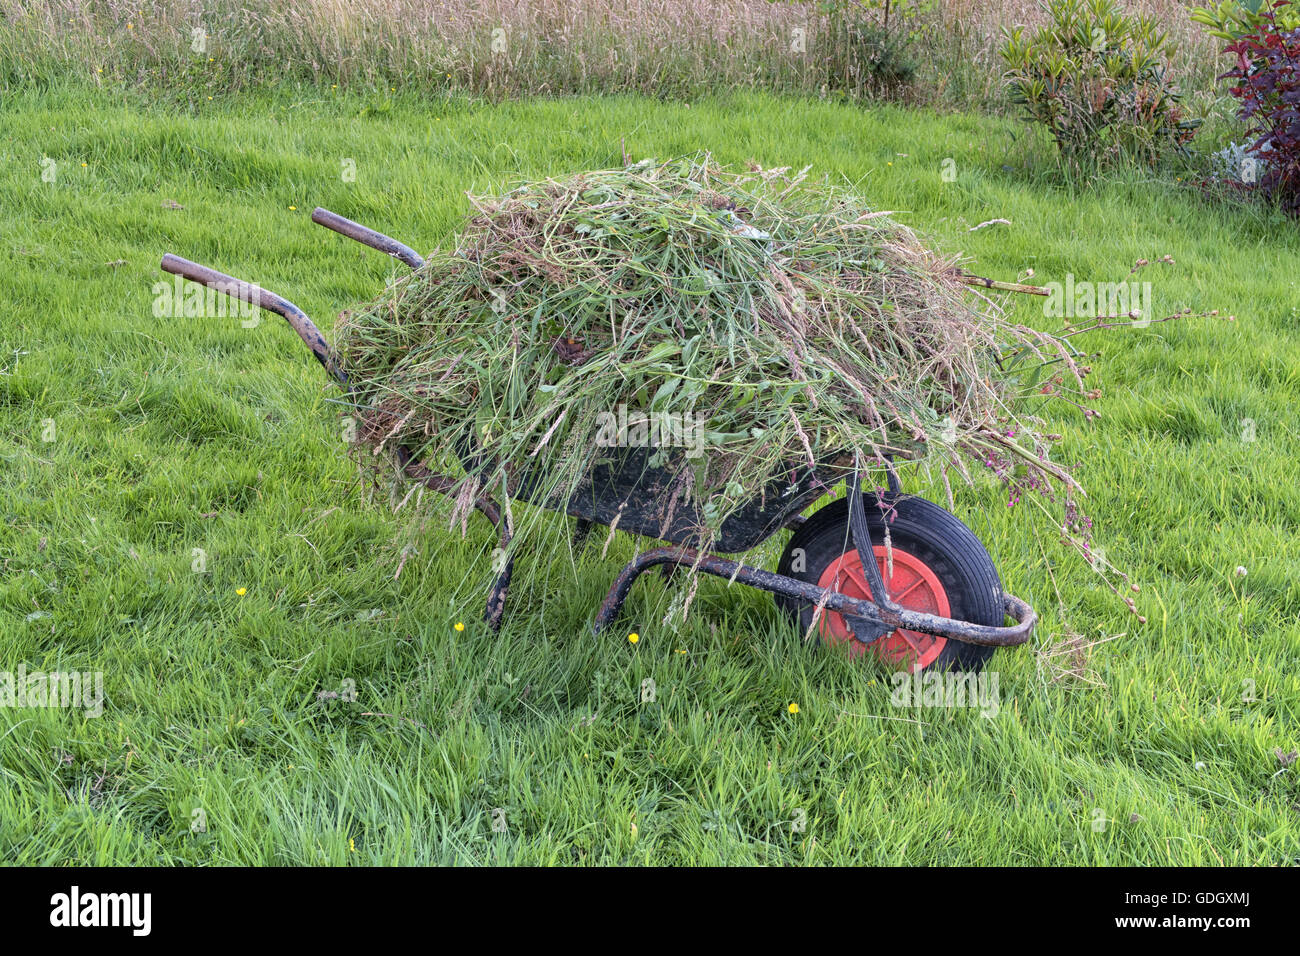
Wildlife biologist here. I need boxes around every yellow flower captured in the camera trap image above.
[348,838,356,853]
[289,205,297,211]
[787,702,800,715]
[235,587,246,596]
[454,621,465,632]
[627,632,639,644]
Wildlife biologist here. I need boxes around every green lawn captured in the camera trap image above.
[2,85,1297,864]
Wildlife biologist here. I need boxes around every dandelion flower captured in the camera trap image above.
[627,632,639,644]
[787,702,800,715]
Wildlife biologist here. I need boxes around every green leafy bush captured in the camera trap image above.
[1191,0,1300,41]
[826,19,919,92]
[1214,2,1300,215]
[1000,0,1200,171]
[772,0,931,94]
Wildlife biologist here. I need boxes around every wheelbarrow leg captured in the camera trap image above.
[484,514,513,631]
[572,518,593,552]
[484,553,513,630]
[408,463,514,630]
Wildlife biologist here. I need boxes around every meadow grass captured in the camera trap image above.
[1,83,1297,864]
[0,0,1231,115]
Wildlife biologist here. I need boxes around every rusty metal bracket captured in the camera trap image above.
[592,545,1036,647]
[847,470,893,612]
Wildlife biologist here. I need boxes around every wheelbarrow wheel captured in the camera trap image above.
[775,493,1002,673]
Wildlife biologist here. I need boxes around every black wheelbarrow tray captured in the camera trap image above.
[161,208,1036,673]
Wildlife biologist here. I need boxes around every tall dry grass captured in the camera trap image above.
[0,0,1228,110]
[1,0,822,97]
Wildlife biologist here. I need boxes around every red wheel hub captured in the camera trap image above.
[815,545,951,672]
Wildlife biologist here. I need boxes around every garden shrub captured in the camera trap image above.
[1198,1,1300,214]
[786,0,930,94]
[1191,0,1300,42]
[1000,0,1200,171]
[829,19,918,92]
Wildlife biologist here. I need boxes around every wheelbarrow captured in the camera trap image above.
[160,208,1036,673]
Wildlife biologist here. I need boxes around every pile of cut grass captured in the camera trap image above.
[336,156,1085,557]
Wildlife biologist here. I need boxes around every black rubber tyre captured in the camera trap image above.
[775,493,1002,673]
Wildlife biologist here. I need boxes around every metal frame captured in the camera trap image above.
[590,485,1036,648]
[160,208,1037,650]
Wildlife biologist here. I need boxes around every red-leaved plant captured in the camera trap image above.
[1221,1,1300,214]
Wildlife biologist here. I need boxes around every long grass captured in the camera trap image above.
[0,0,1231,113]
[1,84,1297,864]
[1,0,822,99]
